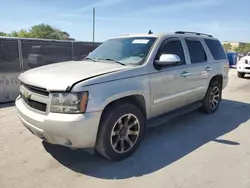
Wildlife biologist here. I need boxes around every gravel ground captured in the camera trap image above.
[1,69,250,188]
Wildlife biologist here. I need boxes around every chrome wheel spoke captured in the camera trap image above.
[120,139,125,152]
[213,99,219,104]
[128,120,138,129]
[118,119,123,129]
[127,130,139,135]
[210,101,214,109]
[124,114,131,126]
[212,101,216,109]
[212,87,219,95]
[214,94,220,98]
[113,138,120,148]
[125,136,134,147]
[112,130,120,136]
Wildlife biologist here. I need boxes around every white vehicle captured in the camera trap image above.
[237,56,250,78]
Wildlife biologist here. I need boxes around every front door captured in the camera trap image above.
[149,37,203,118]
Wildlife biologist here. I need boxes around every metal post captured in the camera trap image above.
[92,7,95,50]
[71,41,74,60]
[17,39,23,71]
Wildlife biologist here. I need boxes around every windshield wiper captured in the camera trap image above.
[85,57,97,62]
[98,58,126,66]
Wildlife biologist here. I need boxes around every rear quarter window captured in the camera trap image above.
[204,39,226,60]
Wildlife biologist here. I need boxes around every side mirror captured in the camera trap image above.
[155,54,181,67]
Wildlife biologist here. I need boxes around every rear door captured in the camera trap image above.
[182,38,211,102]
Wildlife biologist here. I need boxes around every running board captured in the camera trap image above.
[147,102,203,127]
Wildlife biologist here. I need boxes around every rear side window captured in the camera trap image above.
[205,39,226,60]
[185,39,207,63]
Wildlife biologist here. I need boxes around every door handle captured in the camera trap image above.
[181,71,191,77]
[205,67,212,72]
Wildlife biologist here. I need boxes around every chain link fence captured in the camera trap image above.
[0,37,101,102]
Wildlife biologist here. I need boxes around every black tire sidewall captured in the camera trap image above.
[202,82,222,114]
[96,103,145,161]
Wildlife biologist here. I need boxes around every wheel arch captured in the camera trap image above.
[100,94,147,122]
[209,74,223,86]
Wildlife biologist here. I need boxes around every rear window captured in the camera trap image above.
[204,39,226,60]
[185,39,207,63]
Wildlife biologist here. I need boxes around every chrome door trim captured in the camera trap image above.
[153,86,205,104]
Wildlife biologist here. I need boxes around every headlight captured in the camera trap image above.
[50,92,88,113]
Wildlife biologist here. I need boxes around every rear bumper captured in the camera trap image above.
[222,75,228,90]
[16,96,102,148]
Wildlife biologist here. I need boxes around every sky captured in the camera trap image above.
[0,0,249,42]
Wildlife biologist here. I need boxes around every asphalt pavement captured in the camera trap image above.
[0,69,250,188]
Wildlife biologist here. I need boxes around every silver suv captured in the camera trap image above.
[16,31,229,161]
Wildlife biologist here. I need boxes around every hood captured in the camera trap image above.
[241,56,250,61]
[19,60,126,91]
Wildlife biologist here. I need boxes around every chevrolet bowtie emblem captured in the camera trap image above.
[23,91,31,99]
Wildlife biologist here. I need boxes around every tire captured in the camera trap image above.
[201,81,222,114]
[95,102,146,161]
[237,72,245,78]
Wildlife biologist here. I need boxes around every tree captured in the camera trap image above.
[0,24,74,40]
[49,29,71,40]
[8,31,18,37]
[16,30,29,38]
[234,44,250,54]
[223,43,232,52]
[0,31,8,36]
[244,44,250,53]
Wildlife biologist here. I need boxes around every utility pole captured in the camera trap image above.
[92,7,95,49]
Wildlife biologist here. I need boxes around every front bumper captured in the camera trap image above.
[15,96,102,148]
[237,64,250,73]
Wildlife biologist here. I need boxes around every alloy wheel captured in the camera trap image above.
[110,114,140,153]
[209,86,220,110]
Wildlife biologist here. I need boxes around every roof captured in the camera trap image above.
[112,31,217,40]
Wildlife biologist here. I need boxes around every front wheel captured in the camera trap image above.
[201,81,222,114]
[237,72,245,78]
[95,103,145,161]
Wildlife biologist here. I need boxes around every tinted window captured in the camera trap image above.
[185,39,207,63]
[205,39,226,60]
[157,39,186,65]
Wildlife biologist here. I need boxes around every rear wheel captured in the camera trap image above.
[95,102,145,161]
[201,81,222,114]
[237,72,245,78]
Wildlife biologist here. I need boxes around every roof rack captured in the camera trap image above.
[175,31,213,37]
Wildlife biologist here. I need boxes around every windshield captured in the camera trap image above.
[87,37,157,65]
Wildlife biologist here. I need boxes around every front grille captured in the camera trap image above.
[21,83,49,96]
[245,67,250,70]
[21,93,47,112]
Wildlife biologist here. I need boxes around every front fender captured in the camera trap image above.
[72,75,150,116]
